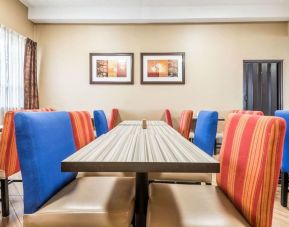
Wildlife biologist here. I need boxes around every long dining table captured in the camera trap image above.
[61,120,220,227]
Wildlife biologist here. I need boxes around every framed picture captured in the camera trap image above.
[90,53,134,84]
[141,52,185,84]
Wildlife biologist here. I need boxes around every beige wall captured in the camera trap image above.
[0,0,34,38]
[36,23,289,121]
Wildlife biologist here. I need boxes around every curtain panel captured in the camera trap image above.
[0,25,26,124]
[24,38,39,109]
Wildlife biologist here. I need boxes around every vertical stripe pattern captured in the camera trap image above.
[232,110,264,116]
[64,121,218,166]
[0,108,55,178]
[69,111,95,150]
[178,110,193,139]
[217,113,285,227]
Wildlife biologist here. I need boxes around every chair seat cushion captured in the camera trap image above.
[24,177,135,227]
[147,183,250,227]
[0,169,5,179]
[149,172,212,183]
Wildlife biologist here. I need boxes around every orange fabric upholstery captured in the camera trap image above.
[0,108,55,178]
[217,113,285,227]
[178,110,193,139]
[108,108,119,131]
[68,111,95,150]
[232,110,264,115]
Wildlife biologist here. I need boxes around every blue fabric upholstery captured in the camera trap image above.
[193,111,218,156]
[275,110,289,172]
[93,110,109,137]
[14,112,77,214]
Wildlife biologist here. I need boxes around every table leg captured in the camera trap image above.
[1,179,9,217]
[135,172,148,227]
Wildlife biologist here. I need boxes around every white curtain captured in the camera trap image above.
[0,25,26,124]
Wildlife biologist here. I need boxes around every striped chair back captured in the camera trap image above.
[178,110,193,139]
[108,108,119,131]
[217,113,285,227]
[232,110,264,115]
[0,108,55,178]
[68,111,95,150]
[165,109,173,127]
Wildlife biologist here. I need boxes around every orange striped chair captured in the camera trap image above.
[0,108,55,217]
[215,110,264,152]
[108,108,119,131]
[178,110,193,139]
[216,113,284,226]
[232,110,264,115]
[147,113,285,227]
[68,111,95,150]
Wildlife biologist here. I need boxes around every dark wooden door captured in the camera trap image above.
[243,60,283,116]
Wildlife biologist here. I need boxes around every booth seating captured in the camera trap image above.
[0,108,54,217]
[14,111,135,227]
[147,113,285,227]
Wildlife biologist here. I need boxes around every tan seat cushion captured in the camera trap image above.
[147,183,250,227]
[77,172,135,178]
[0,169,5,179]
[24,177,135,227]
[149,172,212,184]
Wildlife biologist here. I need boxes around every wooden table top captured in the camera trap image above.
[62,120,219,173]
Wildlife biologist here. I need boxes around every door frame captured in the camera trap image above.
[243,59,283,112]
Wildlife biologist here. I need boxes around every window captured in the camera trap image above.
[0,25,26,123]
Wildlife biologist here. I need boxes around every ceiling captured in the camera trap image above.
[19,0,289,24]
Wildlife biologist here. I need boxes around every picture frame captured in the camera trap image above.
[90,53,134,84]
[141,52,185,84]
